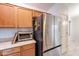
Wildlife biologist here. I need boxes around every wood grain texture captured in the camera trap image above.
[0,43,35,56]
[0,4,43,28]
[20,43,35,56]
[0,51,2,56]
[21,48,35,56]
[2,47,20,56]
[0,4,17,27]
[21,43,35,51]
[17,7,32,28]
[5,52,20,56]
[33,10,42,17]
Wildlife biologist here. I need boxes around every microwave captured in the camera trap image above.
[17,31,33,42]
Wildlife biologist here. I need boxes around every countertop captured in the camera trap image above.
[0,40,36,50]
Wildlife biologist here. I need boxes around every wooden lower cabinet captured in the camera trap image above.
[2,47,20,55]
[21,43,35,56]
[5,52,20,56]
[21,43,35,51]
[0,51,1,56]
[0,43,35,56]
[21,49,35,56]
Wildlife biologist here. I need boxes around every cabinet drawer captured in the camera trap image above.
[2,47,20,55]
[21,43,35,51]
[21,48,35,56]
[6,52,20,56]
[0,51,2,56]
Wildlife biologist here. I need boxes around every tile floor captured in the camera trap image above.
[63,39,79,56]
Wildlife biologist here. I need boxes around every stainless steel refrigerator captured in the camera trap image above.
[33,13,61,56]
[43,13,61,56]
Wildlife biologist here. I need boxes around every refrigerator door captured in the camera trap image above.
[54,16,61,46]
[43,14,55,51]
[43,14,61,56]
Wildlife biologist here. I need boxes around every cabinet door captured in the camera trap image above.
[21,48,35,56]
[21,43,35,51]
[33,10,42,17]
[2,47,20,55]
[21,43,35,56]
[0,51,2,56]
[17,8,32,28]
[0,4,17,27]
[6,52,20,56]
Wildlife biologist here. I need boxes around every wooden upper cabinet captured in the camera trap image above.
[17,7,32,28]
[0,4,17,27]
[33,10,42,17]
[0,4,42,28]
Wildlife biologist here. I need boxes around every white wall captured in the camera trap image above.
[70,16,79,41]
[47,4,68,16]
[68,3,79,41]
[68,4,79,18]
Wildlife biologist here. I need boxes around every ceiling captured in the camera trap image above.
[24,3,54,11]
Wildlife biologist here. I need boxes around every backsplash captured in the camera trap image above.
[0,28,17,38]
[0,28,33,42]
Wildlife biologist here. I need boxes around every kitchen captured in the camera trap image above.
[0,3,68,56]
